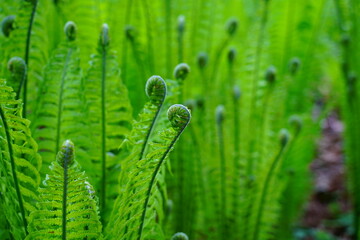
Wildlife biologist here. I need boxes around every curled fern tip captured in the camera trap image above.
[168,104,191,130]
[265,65,277,84]
[8,57,27,75]
[146,75,167,103]
[216,105,225,124]
[226,18,238,36]
[171,232,189,240]
[1,15,16,37]
[174,63,190,81]
[100,23,110,47]
[279,129,290,147]
[64,21,77,41]
[57,140,75,167]
[197,52,208,69]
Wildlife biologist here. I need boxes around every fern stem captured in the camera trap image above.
[252,142,287,240]
[22,0,38,117]
[62,156,69,240]
[139,107,164,162]
[55,47,73,153]
[138,118,189,240]
[216,105,227,239]
[231,86,241,231]
[0,106,28,235]
[100,44,107,216]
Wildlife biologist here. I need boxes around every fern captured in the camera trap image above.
[106,104,191,240]
[26,140,103,240]
[32,21,91,178]
[84,23,133,222]
[0,78,41,239]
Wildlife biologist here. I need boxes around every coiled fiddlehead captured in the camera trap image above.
[197,52,209,69]
[173,63,190,83]
[1,15,16,37]
[26,140,103,240]
[146,75,167,104]
[64,21,77,41]
[100,23,110,47]
[137,104,191,240]
[7,57,27,99]
[226,18,238,36]
[289,57,301,75]
[168,104,192,131]
[171,232,189,240]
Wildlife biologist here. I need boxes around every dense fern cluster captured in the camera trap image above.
[0,0,359,239]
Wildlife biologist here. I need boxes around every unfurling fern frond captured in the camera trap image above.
[31,21,91,178]
[0,79,41,239]
[116,75,167,184]
[26,140,103,240]
[84,23,133,222]
[106,104,191,240]
[7,56,27,98]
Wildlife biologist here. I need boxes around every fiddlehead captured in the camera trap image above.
[1,15,16,37]
[171,232,189,240]
[64,21,77,41]
[173,63,190,83]
[289,57,301,75]
[26,140,103,240]
[7,57,27,98]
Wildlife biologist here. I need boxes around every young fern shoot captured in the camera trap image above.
[84,23,133,222]
[106,104,191,240]
[26,140,103,240]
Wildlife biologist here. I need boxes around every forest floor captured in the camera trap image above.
[296,112,354,240]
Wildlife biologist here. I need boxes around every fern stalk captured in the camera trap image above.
[138,104,191,240]
[22,0,38,117]
[100,32,108,215]
[61,142,72,240]
[216,105,227,238]
[0,106,28,234]
[252,130,289,240]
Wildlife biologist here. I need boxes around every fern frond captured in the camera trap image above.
[0,78,41,239]
[7,0,50,117]
[84,23,133,222]
[26,140,103,240]
[31,22,91,178]
[106,104,191,240]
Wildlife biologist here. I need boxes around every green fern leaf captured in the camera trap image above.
[31,22,91,178]
[84,23,133,222]
[0,78,41,239]
[26,140,103,240]
[106,104,191,240]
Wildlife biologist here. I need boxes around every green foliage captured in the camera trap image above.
[0,0,358,239]
[26,140,103,240]
[0,79,41,239]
